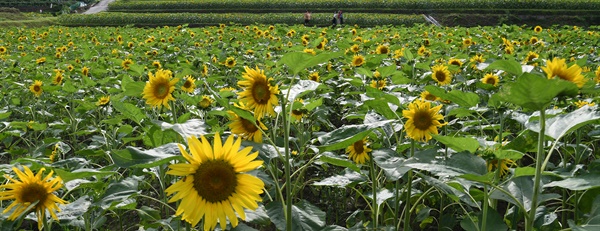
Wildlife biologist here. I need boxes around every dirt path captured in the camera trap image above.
[82,0,116,14]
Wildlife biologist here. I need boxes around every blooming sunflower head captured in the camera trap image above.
[237,66,280,119]
[152,60,161,69]
[224,57,236,68]
[181,75,196,93]
[346,138,372,164]
[29,80,43,97]
[541,57,587,88]
[402,99,446,142]
[96,95,110,106]
[0,46,7,54]
[122,59,133,70]
[142,69,179,109]
[52,69,64,85]
[165,133,265,230]
[228,110,268,143]
[0,166,68,230]
[370,80,386,90]
[376,44,389,54]
[595,66,600,84]
[481,73,500,87]
[198,95,214,109]
[351,55,365,67]
[574,100,595,108]
[448,58,463,67]
[524,51,539,63]
[534,26,543,33]
[304,48,316,55]
[431,64,452,86]
[290,99,305,122]
[350,44,360,53]
[487,158,516,177]
[201,64,209,77]
[308,72,320,82]
[36,57,46,64]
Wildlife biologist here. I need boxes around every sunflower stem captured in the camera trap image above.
[481,185,489,231]
[369,154,379,229]
[527,109,546,231]
[403,140,415,231]
[280,95,293,231]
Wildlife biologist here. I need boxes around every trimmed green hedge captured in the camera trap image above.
[108,0,600,13]
[57,12,425,27]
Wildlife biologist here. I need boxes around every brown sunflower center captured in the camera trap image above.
[183,80,192,88]
[199,99,211,108]
[251,81,271,104]
[413,110,434,130]
[486,78,497,85]
[19,182,48,208]
[227,60,234,65]
[292,109,303,116]
[193,160,237,203]
[353,140,365,154]
[240,118,259,133]
[33,85,41,92]
[154,83,170,99]
[435,71,447,82]
[379,47,389,54]
[425,94,437,101]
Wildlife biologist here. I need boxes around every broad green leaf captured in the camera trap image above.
[112,143,183,168]
[111,101,146,124]
[313,168,366,188]
[319,155,361,173]
[365,86,400,106]
[424,85,479,107]
[318,120,394,151]
[419,173,479,208]
[377,65,397,77]
[305,98,322,111]
[282,79,320,101]
[152,119,208,140]
[569,196,600,230]
[460,208,508,231]
[54,169,116,183]
[56,196,92,228]
[517,106,600,140]
[534,206,558,228]
[514,167,536,177]
[95,177,140,210]
[432,135,479,153]
[143,125,181,147]
[280,51,343,75]
[544,173,600,190]
[485,59,523,76]
[405,151,488,177]
[372,148,412,181]
[267,200,326,231]
[366,188,395,206]
[496,73,578,111]
[122,75,145,97]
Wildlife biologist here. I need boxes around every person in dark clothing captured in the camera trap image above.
[304,11,311,26]
[338,10,344,25]
[332,11,338,28]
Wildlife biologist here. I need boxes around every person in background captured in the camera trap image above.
[304,11,312,26]
[332,11,339,28]
[338,10,344,25]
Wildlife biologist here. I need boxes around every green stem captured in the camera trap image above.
[369,156,379,229]
[527,109,546,231]
[482,185,489,231]
[403,140,415,231]
[395,178,401,229]
[281,96,292,231]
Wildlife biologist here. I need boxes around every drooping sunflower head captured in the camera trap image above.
[82,66,90,76]
[541,57,587,88]
[369,79,386,90]
[487,158,516,177]
[224,57,236,68]
[165,133,265,230]
[420,90,439,101]
[228,110,268,143]
[304,48,316,55]
[121,59,133,70]
[308,72,320,82]
[0,166,68,230]
[36,57,46,64]
[29,80,43,97]
[142,69,179,109]
[376,44,389,54]
[574,100,595,108]
[481,73,500,87]
[198,95,214,109]
[152,60,161,69]
[524,51,539,63]
[346,138,372,164]
[402,99,446,142]
[350,44,360,53]
[181,75,196,93]
[431,64,452,86]
[290,98,305,122]
[448,58,463,67]
[351,55,365,67]
[96,95,110,106]
[237,66,280,119]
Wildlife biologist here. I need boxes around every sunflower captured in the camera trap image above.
[487,158,516,177]
[448,58,463,67]
[346,138,372,164]
[420,90,439,101]
[121,59,133,70]
[142,69,179,109]
[96,95,110,106]
[431,64,452,86]
[0,46,6,54]
[524,51,539,63]
[350,44,360,53]
[165,133,265,230]
[36,57,46,64]
[481,73,500,87]
[308,72,320,82]
[470,54,485,69]
[504,46,514,55]
[82,66,90,77]
[304,48,316,55]
[595,66,600,84]
[529,36,539,45]
[290,99,305,121]
[393,49,404,59]
[198,95,214,109]
[224,57,236,68]
[351,55,365,67]
[402,99,446,142]
[373,70,381,78]
[67,64,74,72]
[237,66,280,119]
[29,80,43,97]
[181,75,196,93]
[462,38,473,47]
[376,44,389,54]
[417,46,427,56]
[370,80,386,90]
[52,69,64,85]
[574,100,595,108]
[534,26,543,33]
[541,58,587,88]
[228,111,268,143]
[152,60,161,69]
[0,166,67,230]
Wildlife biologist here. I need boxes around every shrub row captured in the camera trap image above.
[57,12,425,27]
[107,0,600,13]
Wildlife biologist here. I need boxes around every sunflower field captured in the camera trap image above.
[1,22,600,231]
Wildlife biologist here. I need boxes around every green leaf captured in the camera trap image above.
[282,80,320,101]
[518,106,600,140]
[111,101,146,124]
[267,200,326,231]
[485,59,523,76]
[366,188,395,206]
[112,143,183,168]
[122,75,145,97]
[569,195,600,230]
[544,173,600,191]
[377,65,397,77]
[95,177,140,210]
[280,51,343,75]
[496,73,578,111]
[372,148,412,181]
[313,168,366,188]
[419,173,479,208]
[424,85,479,107]
[460,208,508,231]
[319,154,361,173]
[54,169,116,183]
[305,98,322,111]
[432,135,479,153]
[318,120,394,151]
[152,119,208,139]
[56,196,92,227]
[406,151,488,177]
